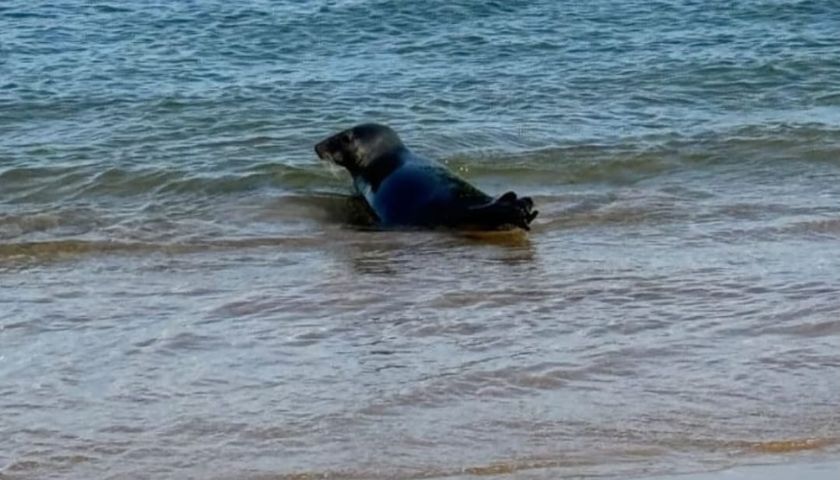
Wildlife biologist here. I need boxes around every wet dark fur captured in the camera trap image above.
[315,123,538,231]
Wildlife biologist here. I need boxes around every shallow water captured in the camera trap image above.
[2,1,840,479]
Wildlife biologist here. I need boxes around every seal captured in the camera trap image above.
[314,123,538,230]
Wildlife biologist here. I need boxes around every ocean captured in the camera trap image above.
[2,1,839,478]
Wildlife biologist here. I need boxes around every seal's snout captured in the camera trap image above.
[315,132,348,164]
[314,140,329,160]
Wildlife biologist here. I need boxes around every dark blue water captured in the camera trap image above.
[2,1,840,479]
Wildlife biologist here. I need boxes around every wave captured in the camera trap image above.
[2,124,838,254]
[0,164,342,204]
[0,192,378,257]
[2,123,839,205]
[0,237,330,260]
[2,193,838,264]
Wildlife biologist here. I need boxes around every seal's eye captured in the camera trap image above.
[341,132,353,144]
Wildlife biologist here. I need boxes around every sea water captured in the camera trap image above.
[2,1,840,478]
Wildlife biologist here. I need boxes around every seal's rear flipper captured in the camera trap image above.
[464,191,538,231]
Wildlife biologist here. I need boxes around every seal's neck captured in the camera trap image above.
[353,146,408,192]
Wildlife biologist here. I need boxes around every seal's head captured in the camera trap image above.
[314,123,405,174]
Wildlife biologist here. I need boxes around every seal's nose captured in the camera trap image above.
[314,141,326,159]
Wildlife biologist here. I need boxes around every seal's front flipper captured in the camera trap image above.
[464,191,539,231]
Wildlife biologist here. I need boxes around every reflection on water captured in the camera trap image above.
[342,231,536,276]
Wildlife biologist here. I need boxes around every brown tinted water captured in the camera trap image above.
[3,149,840,479]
